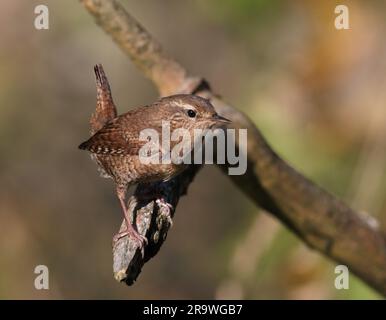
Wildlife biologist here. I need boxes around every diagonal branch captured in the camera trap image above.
[81,0,386,295]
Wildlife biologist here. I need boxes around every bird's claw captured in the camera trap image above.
[112,229,148,255]
[156,198,174,227]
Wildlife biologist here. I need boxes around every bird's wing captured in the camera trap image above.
[79,119,140,155]
[79,116,162,156]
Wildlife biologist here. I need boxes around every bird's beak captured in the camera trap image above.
[213,114,231,124]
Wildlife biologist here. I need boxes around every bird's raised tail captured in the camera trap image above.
[90,64,117,135]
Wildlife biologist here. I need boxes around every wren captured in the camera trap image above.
[78,64,230,249]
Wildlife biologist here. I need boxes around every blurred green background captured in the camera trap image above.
[0,0,385,299]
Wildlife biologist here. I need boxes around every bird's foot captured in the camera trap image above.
[156,198,174,227]
[112,227,148,254]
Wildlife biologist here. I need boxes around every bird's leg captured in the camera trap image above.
[113,186,148,248]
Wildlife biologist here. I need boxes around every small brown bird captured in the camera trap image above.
[79,64,230,249]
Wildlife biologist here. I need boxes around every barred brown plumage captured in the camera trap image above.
[78,64,230,251]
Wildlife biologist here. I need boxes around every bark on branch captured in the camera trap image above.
[81,0,386,295]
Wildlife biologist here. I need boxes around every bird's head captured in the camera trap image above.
[157,94,231,131]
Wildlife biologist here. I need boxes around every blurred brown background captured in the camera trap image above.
[0,0,385,299]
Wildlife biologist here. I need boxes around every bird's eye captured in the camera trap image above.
[187,109,196,118]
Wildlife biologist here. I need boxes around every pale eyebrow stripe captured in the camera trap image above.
[172,101,197,110]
